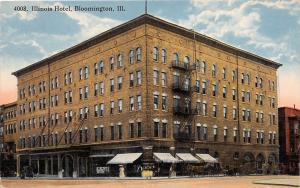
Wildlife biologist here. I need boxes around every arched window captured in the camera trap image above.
[94,63,98,75]
[129,50,134,64]
[184,56,190,69]
[173,53,179,65]
[153,47,158,61]
[136,47,141,61]
[84,66,89,79]
[259,78,263,88]
[162,49,167,64]
[110,57,114,71]
[241,73,245,84]
[212,64,217,77]
[117,54,123,67]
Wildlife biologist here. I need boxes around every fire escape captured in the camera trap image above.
[172,57,196,141]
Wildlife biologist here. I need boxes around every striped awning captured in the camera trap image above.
[153,153,179,163]
[176,153,200,163]
[107,153,142,165]
[196,154,218,163]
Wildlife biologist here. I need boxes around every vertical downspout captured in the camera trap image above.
[48,62,51,146]
[236,53,240,143]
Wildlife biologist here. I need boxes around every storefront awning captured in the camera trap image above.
[107,153,142,165]
[196,154,218,163]
[154,153,179,163]
[176,153,200,163]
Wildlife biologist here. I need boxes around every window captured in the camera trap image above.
[110,79,114,92]
[241,73,245,84]
[84,107,88,119]
[130,97,134,111]
[162,49,167,63]
[110,57,114,71]
[271,98,275,108]
[224,128,228,142]
[184,56,190,69]
[213,126,218,141]
[117,54,123,67]
[68,72,72,83]
[154,95,159,109]
[129,73,134,87]
[212,84,217,96]
[173,53,179,65]
[94,104,99,117]
[79,89,83,100]
[223,87,227,98]
[196,102,201,115]
[222,67,226,79]
[201,61,206,74]
[233,107,237,120]
[241,91,245,102]
[99,61,104,74]
[94,63,98,75]
[118,99,123,113]
[233,129,238,142]
[129,50,134,64]
[84,66,89,79]
[137,71,142,85]
[232,70,236,81]
[213,104,217,117]
[118,125,123,139]
[99,103,104,116]
[153,70,159,85]
[223,106,227,119]
[154,121,159,137]
[94,83,98,96]
[130,123,135,138]
[110,101,114,114]
[118,76,123,90]
[110,126,115,140]
[162,123,167,138]
[162,96,167,111]
[260,112,264,123]
[246,91,251,102]
[212,64,217,77]
[195,80,200,93]
[153,47,158,61]
[137,122,142,137]
[137,95,142,110]
[202,81,207,94]
[100,82,104,95]
[242,109,246,121]
[246,74,250,84]
[136,47,141,61]
[272,114,276,125]
[84,86,89,99]
[247,109,251,121]
[161,72,167,87]
[259,78,263,88]
[202,102,207,116]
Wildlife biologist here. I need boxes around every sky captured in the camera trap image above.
[0,0,299,108]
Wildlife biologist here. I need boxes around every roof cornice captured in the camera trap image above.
[12,14,282,77]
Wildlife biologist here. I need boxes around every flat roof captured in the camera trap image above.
[12,14,282,77]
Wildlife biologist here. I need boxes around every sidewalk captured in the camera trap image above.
[253,177,300,187]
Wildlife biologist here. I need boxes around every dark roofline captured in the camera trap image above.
[0,101,17,108]
[12,14,282,77]
[279,106,300,111]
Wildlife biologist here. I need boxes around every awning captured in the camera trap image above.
[107,153,142,165]
[153,153,179,163]
[89,154,115,158]
[196,154,218,163]
[176,153,200,163]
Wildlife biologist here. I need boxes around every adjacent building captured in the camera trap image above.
[279,107,300,175]
[6,14,281,177]
[0,102,17,176]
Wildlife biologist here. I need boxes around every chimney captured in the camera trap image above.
[294,104,296,109]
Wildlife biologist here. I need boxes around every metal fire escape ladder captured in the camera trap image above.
[36,121,49,147]
[69,118,86,146]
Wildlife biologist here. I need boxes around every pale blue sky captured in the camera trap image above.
[0,0,299,107]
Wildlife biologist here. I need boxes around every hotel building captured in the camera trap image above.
[7,14,281,177]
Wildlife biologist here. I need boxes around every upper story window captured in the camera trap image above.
[173,53,179,65]
[184,56,190,69]
[232,70,236,81]
[246,74,250,84]
[222,68,226,79]
[153,47,159,61]
[117,54,123,67]
[241,73,245,84]
[212,64,217,77]
[136,47,141,61]
[201,61,206,74]
[162,49,167,64]
[153,70,159,85]
[110,57,114,71]
[84,66,89,79]
[161,72,167,87]
[129,50,134,64]
[137,71,142,85]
